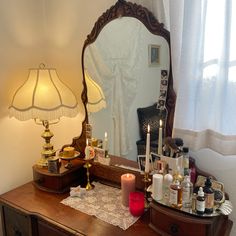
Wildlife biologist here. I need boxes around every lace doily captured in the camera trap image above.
[61,182,139,230]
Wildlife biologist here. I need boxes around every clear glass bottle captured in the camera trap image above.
[203,177,214,214]
[169,178,182,209]
[183,147,189,176]
[181,175,193,208]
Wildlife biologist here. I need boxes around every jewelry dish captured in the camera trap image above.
[59,151,80,169]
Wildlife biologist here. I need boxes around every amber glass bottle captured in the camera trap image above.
[169,178,182,209]
[203,177,214,214]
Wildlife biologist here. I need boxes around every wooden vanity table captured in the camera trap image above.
[0,155,233,236]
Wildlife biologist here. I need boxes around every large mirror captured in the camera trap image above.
[75,0,176,161]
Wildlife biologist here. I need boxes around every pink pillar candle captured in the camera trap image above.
[129,192,145,216]
[121,173,136,207]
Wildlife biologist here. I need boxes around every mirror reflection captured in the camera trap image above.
[84,17,170,161]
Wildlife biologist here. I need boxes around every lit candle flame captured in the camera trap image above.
[147,124,150,133]
[105,132,107,138]
[160,120,162,127]
[86,138,89,146]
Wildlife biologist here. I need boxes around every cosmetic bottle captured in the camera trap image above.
[203,177,214,214]
[162,170,173,204]
[183,147,189,176]
[169,177,182,209]
[181,175,193,208]
[173,165,184,183]
[196,187,205,215]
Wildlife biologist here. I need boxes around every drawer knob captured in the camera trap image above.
[170,224,179,234]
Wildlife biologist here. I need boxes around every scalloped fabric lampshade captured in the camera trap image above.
[9,64,79,121]
[85,70,106,113]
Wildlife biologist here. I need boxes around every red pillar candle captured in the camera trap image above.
[121,173,136,207]
[129,192,145,216]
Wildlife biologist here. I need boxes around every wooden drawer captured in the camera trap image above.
[2,206,31,236]
[149,201,221,236]
[37,219,83,236]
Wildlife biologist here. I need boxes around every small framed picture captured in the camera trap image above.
[149,44,160,66]
[138,155,153,172]
[159,90,167,99]
[94,147,105,160]
[151,152,168,173]
[150,152,161,167]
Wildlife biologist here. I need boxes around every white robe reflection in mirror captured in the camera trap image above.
[85,18,143,156]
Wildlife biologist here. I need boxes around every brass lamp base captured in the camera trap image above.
[36,120,57,168]
[37,157,48,167]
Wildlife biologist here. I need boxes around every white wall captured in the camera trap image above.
[0,0,116,235]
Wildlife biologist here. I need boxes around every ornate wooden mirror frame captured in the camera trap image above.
[71,0,176,156]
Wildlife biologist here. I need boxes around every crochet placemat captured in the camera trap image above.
[61,182,139,230]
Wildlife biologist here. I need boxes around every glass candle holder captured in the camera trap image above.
[129,192,145,217]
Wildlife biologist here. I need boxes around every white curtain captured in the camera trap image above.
[130,0,169,29]
[170,0,236,155]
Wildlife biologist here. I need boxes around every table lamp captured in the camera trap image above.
[9,63,79,167]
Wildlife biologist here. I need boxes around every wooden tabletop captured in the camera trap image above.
[0,182,158,236]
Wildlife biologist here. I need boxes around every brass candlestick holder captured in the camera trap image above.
[83,160,94,190]
[143,172,151,209]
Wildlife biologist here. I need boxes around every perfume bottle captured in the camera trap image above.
[169,178,182,209]
[173,165,184,183]
[181,175,193,208]
[203,177,214,214]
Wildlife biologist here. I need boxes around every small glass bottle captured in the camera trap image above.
[181,175,193,208]
[169,178,182,209]
[163,171,173,204]
[196,187,205,215]
[183,147,189,176]
[203,177,214,214]
[173,165,184,183]
[192,193,197,212]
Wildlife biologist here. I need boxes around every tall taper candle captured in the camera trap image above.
[145,124,150,173]
[103,132,108,151]
[158,120,163,155]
